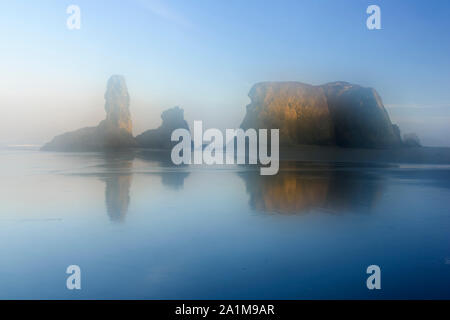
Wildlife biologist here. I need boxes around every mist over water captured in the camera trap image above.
[0,149,449,299]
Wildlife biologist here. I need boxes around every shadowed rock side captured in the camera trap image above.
[136,106,190,149]
[41,75,136,151]
[323,82,400,148]
[241,81,401,148]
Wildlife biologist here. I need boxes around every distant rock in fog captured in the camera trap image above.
[41,75,136,151]
[104,75,133,134]
[402,132,421,147]
[42,76,416,152]
[136,106,190,149]
[240,81,402,148]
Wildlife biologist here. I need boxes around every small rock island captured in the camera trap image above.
[136,106,190,149]
[41,75,137,151]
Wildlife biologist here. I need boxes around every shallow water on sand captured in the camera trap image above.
[0,149,449,299]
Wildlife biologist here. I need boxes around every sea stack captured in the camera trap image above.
[41,75,137,151]
[240,81,402,148]
[103,75,132,133]
[136,106,190,149]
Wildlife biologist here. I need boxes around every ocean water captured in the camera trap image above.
[0,148,449,299]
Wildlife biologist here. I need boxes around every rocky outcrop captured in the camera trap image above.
[41,75,136,151]
[136,106,190,149]
[240,81,402,148]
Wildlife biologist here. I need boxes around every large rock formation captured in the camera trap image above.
[136,106,190,149]
[41,75,136,151]
[240,81,402,148]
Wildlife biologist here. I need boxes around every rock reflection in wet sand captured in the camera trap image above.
[239,162,384,215]
[99,151,189,222]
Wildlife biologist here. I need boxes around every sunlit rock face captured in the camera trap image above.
[104,75,132,133]
[241,82,335,146]
[240,81,401,148]
[136,106,190,149]
[41,75,136,151]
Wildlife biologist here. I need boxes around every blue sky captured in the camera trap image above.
[1,0,449,146]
